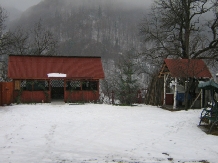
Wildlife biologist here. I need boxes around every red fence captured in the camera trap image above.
[0,82,14,106]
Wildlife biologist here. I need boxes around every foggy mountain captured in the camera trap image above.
[8,0,148,59]
[0,0,41,11]
[4,7,22,23]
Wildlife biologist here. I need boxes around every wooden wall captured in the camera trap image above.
[12,90,99,103]
[10,79,100,103]
[166,93,174,105]
[0,82,14,106]
[65,91,99,103]
[13,91,50,103]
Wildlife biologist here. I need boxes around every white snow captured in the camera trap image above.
[0,104,217,163]
[47,73,67,77]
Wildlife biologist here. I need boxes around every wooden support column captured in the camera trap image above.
[173,77,178,109]
[163,74,166,106]
[201,89,204,108]
[64,79,66,102]
[163,74,169,106]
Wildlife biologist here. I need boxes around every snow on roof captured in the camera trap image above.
[47,73,67,78]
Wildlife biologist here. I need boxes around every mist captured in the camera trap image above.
[0,0,42,11]
[64,0,152,9]
[0,0,152,12]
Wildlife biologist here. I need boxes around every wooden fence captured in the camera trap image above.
[0,82,13,106]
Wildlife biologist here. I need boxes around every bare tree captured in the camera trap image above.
[100,59,116,104]
[140,0,218,61]
[0,6,7,36]
[8,28,29,55]
[30,20,58,56]
[2,22,58,57]
[0,60,6,81]
[0,6,10,56]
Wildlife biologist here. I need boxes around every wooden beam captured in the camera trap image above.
[158,64,170,78]
[173,77,178,109]
[163,73,169,106]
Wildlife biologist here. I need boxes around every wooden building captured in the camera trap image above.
[158,59,212,109]
[7,55,104,103]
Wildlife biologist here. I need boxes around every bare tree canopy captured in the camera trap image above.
[29,21,58,56]
[0,6,9,55]
[2,20,58,56]
[140,0,218,62]
[0,6,7,34]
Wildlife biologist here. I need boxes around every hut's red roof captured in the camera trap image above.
[8,55,105,79]
[163,59,212,78]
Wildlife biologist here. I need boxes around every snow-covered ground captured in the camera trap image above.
[0,103,217,163]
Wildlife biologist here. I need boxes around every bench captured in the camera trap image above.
[199,103,218,133]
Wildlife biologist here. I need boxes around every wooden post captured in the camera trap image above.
[163,74,166,106]
[163,74,169,106]
[173,77,177,109]
[163,74,169,105]
[201,89,204,108]
[111,90,114,105]
[190,90,202,109]
[64,79,66,103]
[137,90,142,104]
[49,79,51,102]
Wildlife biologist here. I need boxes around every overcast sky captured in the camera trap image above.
[0,0,152,11]
[0,0,42,11]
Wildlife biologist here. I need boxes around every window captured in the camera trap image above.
[26,81,32,91]
[20,80,49,91]
[20,80,27,90]
[50,79,64,88]
[82,81,98,91]
[66,80,98,91]
[66,80,81,91]
[33,81,49,91]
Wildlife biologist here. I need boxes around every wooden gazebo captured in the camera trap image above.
[158,59,212,109]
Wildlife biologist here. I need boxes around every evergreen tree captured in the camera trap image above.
[115,49,139,105]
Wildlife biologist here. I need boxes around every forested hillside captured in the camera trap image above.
[9,0,148,59]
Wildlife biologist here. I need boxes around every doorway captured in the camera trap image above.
[50,79,64,101]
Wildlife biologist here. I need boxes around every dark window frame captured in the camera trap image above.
[20,80,49,91]
[66,80,81,91]
[82,80,98,91]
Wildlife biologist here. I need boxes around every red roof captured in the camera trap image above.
[8,55,105,79]
[163,59,212,78]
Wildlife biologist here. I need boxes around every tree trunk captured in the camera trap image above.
[145,73,163,106]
